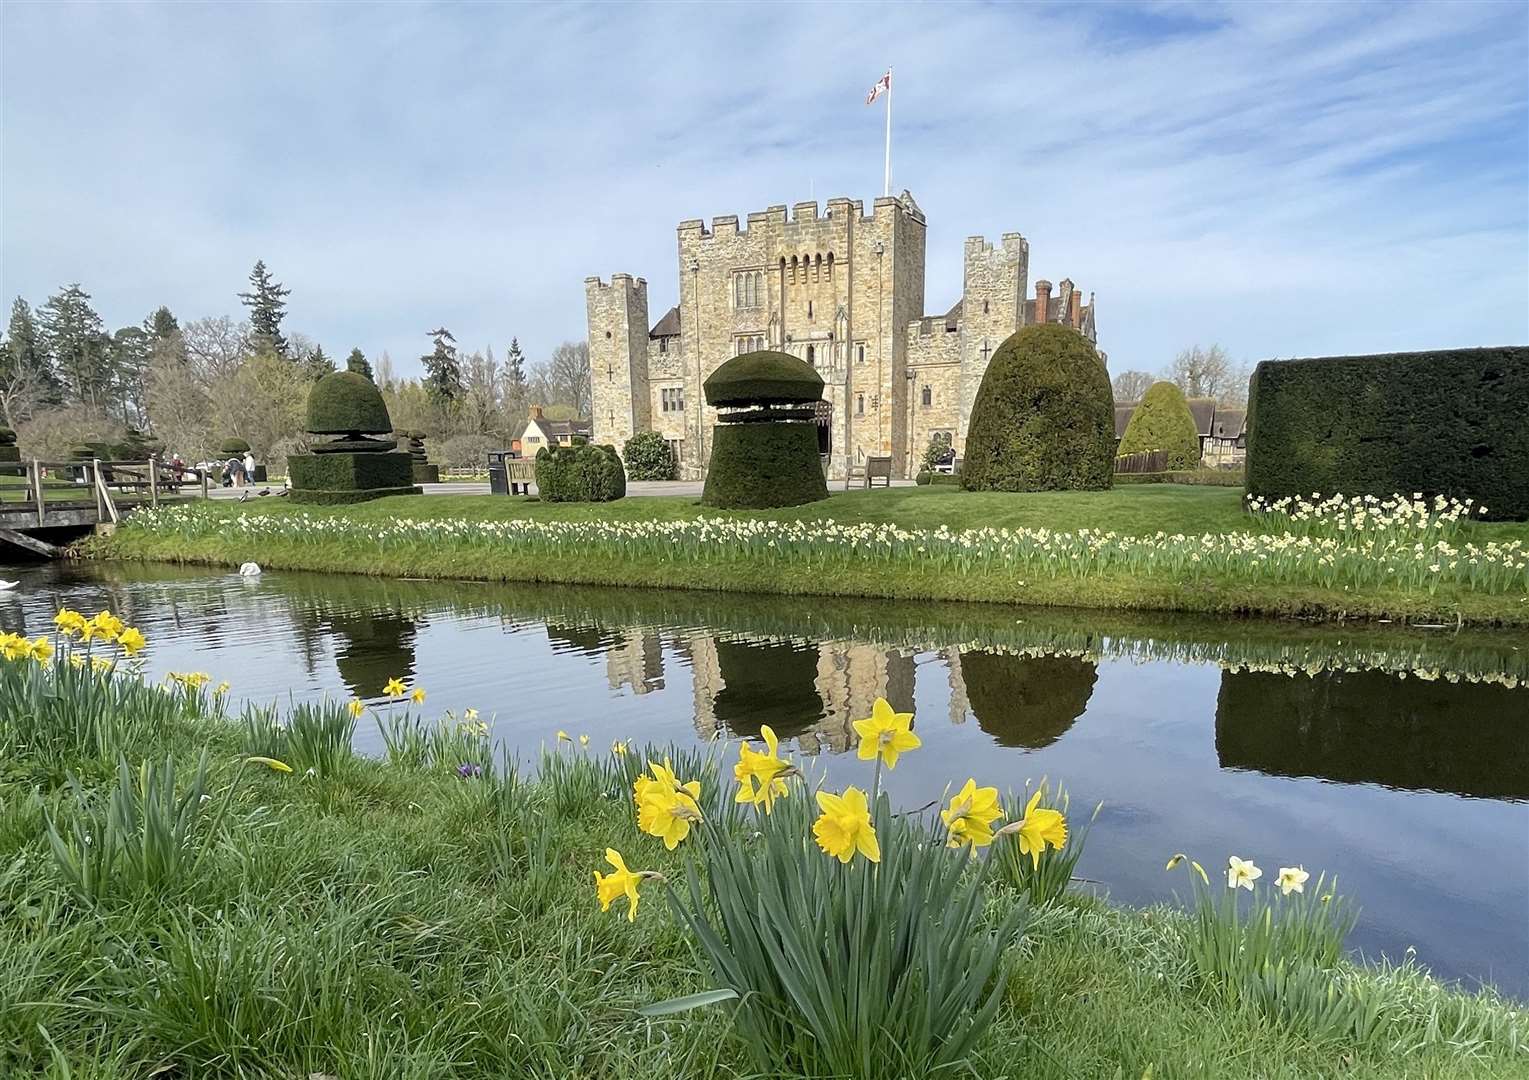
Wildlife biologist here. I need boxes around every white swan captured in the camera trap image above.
[0,580,16,591]
[238,562,262,577]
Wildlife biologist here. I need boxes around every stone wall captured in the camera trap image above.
[585,275,650,450]
[957,234,1028,445]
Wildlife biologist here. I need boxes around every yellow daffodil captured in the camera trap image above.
[557,730,572,743]
[593,848,644,922]
[611,740,629,757]
[54,609,86,637]
[851,697,921,770]
[90,656,113,674]
[463,708,479,721]
[0,633,28,662]
[734,724,792,814]
[214,681,230,696]
[812,786,880,864]
[383,677,407,699]
[68,654,85,669]
[1004,789,1068,869]
[28,637,55,665]
[116,627,147,656]
[634,760,703,850]
[1166,853,1210,885]
[246,756,293,773]
[1227,855,1262,891]
[940,778,1003,850]
[410,687,426,705]
[89,611,124,642]
[347,699,366,718]
[1276,866,1309,896]
[579,734,590,748]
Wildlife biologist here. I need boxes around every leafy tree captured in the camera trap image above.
[920,432,953,472]
[238,260,291,357]
[1111,369,1154,403]
[622,431,676,480]
[504,337,529,418]
[1,297,54,428]
[421,327,463,405]
[213,351,309,460]
[145,306,179,341]
[345,347,373,381]
[40,284,112,409]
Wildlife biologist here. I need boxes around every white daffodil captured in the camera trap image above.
[1226,855,1262,891]
[1276,866,1310,896]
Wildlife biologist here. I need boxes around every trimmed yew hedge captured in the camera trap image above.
[1246,347,1529,520]
[961,324,1115,492]
[702,423,827,509]
[287,451,419,504]
[307,370,393,435]
[535,443,626,502]
[1117,381,1200,469]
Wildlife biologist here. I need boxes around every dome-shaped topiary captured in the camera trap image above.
[704,350,825,407]
[960,324,1115,492]
[306,370,393,436]
[1117,381,1201,470]
[219,437,251,455]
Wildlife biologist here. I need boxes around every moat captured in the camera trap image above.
[3,560,1525,997]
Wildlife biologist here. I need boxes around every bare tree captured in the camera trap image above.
[460,348,503,435]
[181,316,252,386]
[1111,369,1155,403]
[1163,344,1236,400]
[547,340,590,417]
[145,339,214,457]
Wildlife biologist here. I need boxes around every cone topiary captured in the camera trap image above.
[960,324,1115,492]
[1117,381,1201,470]
[701,350,828,509]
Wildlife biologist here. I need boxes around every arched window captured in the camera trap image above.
[734,275,742,308]
[857,344,865,364]
[807,344,815,366]
[790,256,798,284]
[856,393,865,416]
[813,254,822,282]
[807,300,814,320]
[983,300,989,314]
[921,385,932,407]
[826,252,834,280]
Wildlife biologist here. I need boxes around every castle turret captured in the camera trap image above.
[957,233,1029,443]
[585,274,651,449]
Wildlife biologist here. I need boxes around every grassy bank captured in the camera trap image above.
[94,486,1529,626]
[2,653,1523,1079]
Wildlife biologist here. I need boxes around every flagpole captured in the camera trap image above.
[883,67,892,197]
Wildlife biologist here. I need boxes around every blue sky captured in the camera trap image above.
[3,1,1526,378]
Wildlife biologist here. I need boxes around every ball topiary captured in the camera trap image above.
[1117,380,1201,470]
[306,370,393,436]
[535,443,626,502]
[701,350,827,509]
[960,324,1115,492]
[219,437,252,456]
[623,431,677,480]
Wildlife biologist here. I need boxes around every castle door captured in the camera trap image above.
[815,399,833,456]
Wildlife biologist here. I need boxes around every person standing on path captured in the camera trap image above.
[243,450,256,485]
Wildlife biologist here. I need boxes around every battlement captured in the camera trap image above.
[676,193,917,245]
[585,274,648,294]
[964,233,1029,258]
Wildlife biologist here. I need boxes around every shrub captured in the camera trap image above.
[534,443,625,502]
[1114,468,1244,487]
[920,432,954,473]
[961,324,1115,492]
[915,470,960,486]
[438,433,498,469]
[1117,381,1201,469]
[218,437,251,456]
[1246,347,1529,520]
[305,370,394,436]
[703,350,826,407]
[701,423,827,508]
[622,431,677,480]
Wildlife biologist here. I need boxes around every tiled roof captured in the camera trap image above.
[650,306,681,338]
[1186,398,1218,436]
[1114,404,1137,439]
[1212,409,1245,438]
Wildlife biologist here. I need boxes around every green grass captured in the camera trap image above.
[2,663,1524,1079]
[93,486,1529,627]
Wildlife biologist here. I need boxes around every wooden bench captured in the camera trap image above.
[505,459,537,495]
[865,455,893,488]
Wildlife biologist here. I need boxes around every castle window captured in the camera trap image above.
[813,254,822,282]
[807,344,815,366]
[807,300,814,320]
[605,331,612,339]
[659,337,667,354]
[856,393,864,416]
[983,300,989,315]
[857,344,865,364]
[827,252,834,280]
[790,256,798,284]
[921,384,932,407]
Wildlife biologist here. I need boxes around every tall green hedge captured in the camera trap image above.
[1246,347,1529,520]
[622,431,677,480]
[701,423,827,509]
[961,324,1115,492]
[535,443,626,502]
[1117,381,1200,469]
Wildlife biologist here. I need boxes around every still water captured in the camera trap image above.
[2,560,1526,997]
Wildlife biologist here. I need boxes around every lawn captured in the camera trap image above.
[93,486,1529,627]
[3,657,1523,1079]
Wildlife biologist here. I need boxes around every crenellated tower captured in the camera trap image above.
[585,274,651,449]
[957,233,1028,442]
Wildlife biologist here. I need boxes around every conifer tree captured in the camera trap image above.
[421,327,463,404]
[346,347,373,381]
[504,336,529,417]
[304,343,336,380]
[1,297,55,427]
[145,306,179,341]
[238,260,292,357]
[40,284,111,408]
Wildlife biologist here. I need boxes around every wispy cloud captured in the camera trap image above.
[2,0,1524,375]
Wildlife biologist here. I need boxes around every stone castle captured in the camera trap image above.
[586,190,1098,480]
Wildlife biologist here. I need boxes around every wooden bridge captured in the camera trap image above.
[0,459,202,557]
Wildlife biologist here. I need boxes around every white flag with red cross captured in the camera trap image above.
[865,70,891,105]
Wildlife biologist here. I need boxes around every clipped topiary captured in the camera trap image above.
[219,437,252,456]
[961,324,1114,492]
[701,350,828,509]
[623,431,677,480]
[0,426,17,463]
[535,443,625,502]
[306,370,393,436]
[1117,381,1200,470]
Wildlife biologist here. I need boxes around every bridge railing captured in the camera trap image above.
[0,457,209,524]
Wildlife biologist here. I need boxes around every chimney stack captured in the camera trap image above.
[531,405,544,420]
[1034,280,1052,324]
[1069,289,1083,329]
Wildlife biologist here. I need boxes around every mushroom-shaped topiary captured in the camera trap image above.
[1117,381,1200,470]
[219,437,252,456]
[960,324,1115,492]
[306,370,394,438]
[702,350,828,509]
